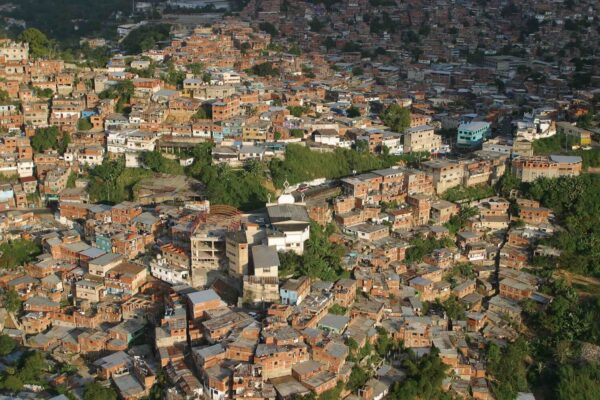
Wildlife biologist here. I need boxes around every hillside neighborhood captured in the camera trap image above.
[0,1,599,400]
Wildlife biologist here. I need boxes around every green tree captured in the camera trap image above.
[0,334,16,356]
[88,157,126,203]
[290,129,304,138]
[18,28,51,58]
[442,295,466,320]
[319,381,343,400]
[0,89,10,102]
[352,66,364,76]
[58,132,71,154]
[577,112,594,129]
[249,62,280,77]
[31,126,60,153]
[77,117,93,131]
[486,338,529,400]
[406,235,454,264]
[83,381,117,400]
[1,374,23,392]
[347,364,369,392]
[496,172,521,198]
[186,156,270,211]
[328,304,347,315]
[278,251,302,277]
[269,144,400,188]
[240,42,251,55]
[299,222,347,281]
[192,104,212,120]
[441,184,495,202]
[18,351,47,383]
[354,139,369,153]
[380,104,411,132]
[0,239,42,270]
[323,36,336,50]
[162,67,186,89]
[375,327,393,358]
[309,18,325,32]
[34,87,54,98]
[342,41,362,52]
[444,206,478,235]
[389,348,449,400]
[188,62,205,75]
[556,363,600,400]
[258,22,278,36]
[121,24,171,54]
[346,105,361,118]
[287,105,310,118]
[524,175,600,275]
[141,151,184,175]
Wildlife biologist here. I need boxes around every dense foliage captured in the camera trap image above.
[486,338,529,400]
[18,28,52,59]
[278,223,347,281]
[441,184,495,202]
[248,62,280,77]
[533,134,600,169]
[405,235,454,264]
[121,24,171,54]
[328,304,347,315]
[269,144,399,188]
[185,144,270,211]
[0,239,41,270]
[532,133,579,155]
[444,263,476,287]
[88,157,153,204]
[526,174,600,276]
[0,351,48,392]
[77,117,93,131]
[347,364,369,392]
[319,381,344,400]
[444,206,478,234]
[389,348,450,400]
[99,80,134,113]
[141,151,184,175]
[555,363,600,400]
[3,289,21,314]
[258,22,278,36]
[441,295,466,320]
[0,334,16,356]
[380,104,411,132]
[8,0,129,44]
[31,126,70,154]
[83,381,118,400]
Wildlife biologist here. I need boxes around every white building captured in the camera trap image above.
[264,190,310,255]
[0,40,28,61]
[64,145,104,167]
[313,129,352,148]
[107,130,158,154]
[17,160,34,178]
[150,258,190,285]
